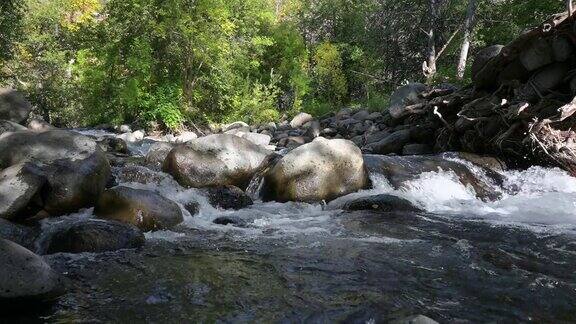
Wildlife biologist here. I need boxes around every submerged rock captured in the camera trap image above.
[204,185,253,210]
[0,88,32,124]
[364,154,501,201]
[95,186,183,232]
[343,194,422,212]
[0,130,111,216]
[262,137,369,202]
[0,163,46,221]
[43,219,144,254]
[0,239,63,303]
[213,216,248,227]
[163,134,272,189]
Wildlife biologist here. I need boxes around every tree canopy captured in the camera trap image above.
[0,0,564,130]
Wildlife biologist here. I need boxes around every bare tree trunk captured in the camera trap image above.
[422,0,439,82]
[568,0,573,14]
[457,0,477,79]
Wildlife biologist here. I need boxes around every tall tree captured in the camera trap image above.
[456,0,477,79]
[422,0,440,82]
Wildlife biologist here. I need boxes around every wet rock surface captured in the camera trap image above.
[262,137,369,202]
[343,194,423,212]
[0,239,63,303]
[95,186,183,231]
[0,130,111,216]
[163,134,272,189]
[41,219,145,254]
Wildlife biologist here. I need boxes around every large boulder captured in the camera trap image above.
[95,186,183,232]
[0,130,111,216]
[388,83,427,119]
[0,239,63,303]
[363,154,501,201]
[262,137,369,202]
[0,163,47,221]
[163,134,272,189]
[42,219,145,254]
[0,88,32,124]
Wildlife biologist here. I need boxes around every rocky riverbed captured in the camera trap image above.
[3,16,576,320]
[1,103,576,322]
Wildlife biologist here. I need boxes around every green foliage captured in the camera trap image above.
[0,0,568,125]
[0,0,25,63]
[312,42,348,105]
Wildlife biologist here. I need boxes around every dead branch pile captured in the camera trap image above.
[386,12,576,174]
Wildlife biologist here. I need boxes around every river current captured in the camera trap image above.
[12,130,576,323]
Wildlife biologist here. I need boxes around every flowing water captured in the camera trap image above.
[20,131,576,323]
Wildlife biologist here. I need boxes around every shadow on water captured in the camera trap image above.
[27,210,576,323]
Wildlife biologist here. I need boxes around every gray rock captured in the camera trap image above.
[278,136,308,148]
[0,163,46,221]
[402,143,432,155]
[145,142,176,169]
[343,194,422,212]
[365,129,411,154]
[0,239,63,302]
[388,83,427,119]
[115,165,172,185]
[95,186,183,232]
[204,185,253,210]
[352,110,370,121]
[351,135,364,146]
[213,216,248,227]
[364,130,391,144]
[0,88,32,124]
[302,120,321,139]
[163,134,272,189]
[118,124,132,133]
[290,112,314,128]
[173,131,198,143]
[0,130,111,216]
[335,108,352,120]
[42,219,144,254]
[262,137,369,202]
[222,121,249,132]
[98,137,128,154]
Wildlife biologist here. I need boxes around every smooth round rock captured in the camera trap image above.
[262,137,369,202]
[163,134,272,189]
[0,239,63,302]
